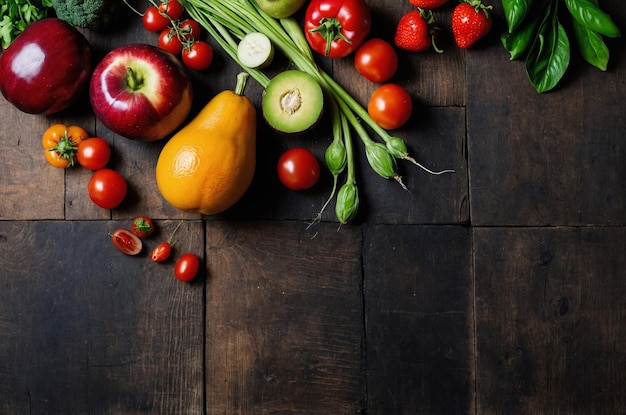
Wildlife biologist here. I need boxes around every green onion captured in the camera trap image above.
[335,181,359,225]
[335,110,358,225]
[183,0,451,223]
[309,95,347,226]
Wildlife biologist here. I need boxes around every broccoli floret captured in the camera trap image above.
[51,0,122,31]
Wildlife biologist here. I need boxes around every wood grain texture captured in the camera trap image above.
[0,0,625,414]
[467,3,626,227]
[474,227,626,414]
[364,224,474,415]
[0,220,205,414]
[204,220,365,414]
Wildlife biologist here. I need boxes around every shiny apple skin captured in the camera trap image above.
[89,44,193,142]
[0,18,91,115]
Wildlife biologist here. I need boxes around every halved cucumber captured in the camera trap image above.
[262,70,324,135]
[237,32,274,69]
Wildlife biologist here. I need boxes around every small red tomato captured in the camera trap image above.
[179,19,201,40]
[277,148,321,191]
[367,84,413,130]
[151,242,172,263]
[77,137,111,170]
[182,41,213,71]
[151,221,184,263]
[354,38,398,83]
[131,216,155,238]
[158,27,183,55]
[111,228,142,255]
[159,0,184,20]
[174,253,200,282]
[88,169,127,209]
[143,6,169,32]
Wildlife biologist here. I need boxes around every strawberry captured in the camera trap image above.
[451,0,493,48]
[131,216,155,238]
[394,9,442,53]
[409,0,450,9]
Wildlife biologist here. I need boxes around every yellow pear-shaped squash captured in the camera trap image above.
[156,73,256,215]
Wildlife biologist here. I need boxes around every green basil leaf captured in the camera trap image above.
[572,18,609,71]
[502,0,534,33]
[564,0,621,38]
[526,2,571,93]
[501,1,545,60]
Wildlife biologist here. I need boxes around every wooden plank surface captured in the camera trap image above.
[364,224,474,414]
[0,220,205,414]
[474,227,626,414]
[467,2,626,227]
[204,220,365,414]
[0,0,624,414]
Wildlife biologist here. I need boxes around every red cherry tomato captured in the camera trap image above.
[76,137,111,170]
[180,19,201,40]
[277,148,321,191]
[143,6,169,32]
[159,0,184,20]
[304,0,372,58]
[367,84,413,130]
[182,41,213,71]
[174,253,200,282]
[354,38,398,83]
[111,228,142,255]
[131,216,155,238]
[88,169,127,209]
[158,27,183,55]
[151,242,172,263]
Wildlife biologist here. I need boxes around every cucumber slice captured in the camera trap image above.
[237,32,274,69]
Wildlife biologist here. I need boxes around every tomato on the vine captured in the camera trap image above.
[367,84,413,130]
[77,137,111,170]
[42,124,89,168]
[174,253,200,282]
[179,19,201,40]
[143,6,169,32]
[182,41,213,71]
[158,27,183,55]
[354,38,398,83]
[150,220,183,263]
[88,169,127,209]
[277,148,321,191]
[159,0,184,20]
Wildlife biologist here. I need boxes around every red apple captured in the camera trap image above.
[89,44,193,142]
[0,18,91,115]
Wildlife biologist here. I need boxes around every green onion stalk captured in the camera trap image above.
[335,106,358,225]
[309,92,347,227]
[182,0,451,223]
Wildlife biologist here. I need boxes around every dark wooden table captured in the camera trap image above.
[1,1,624,414]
